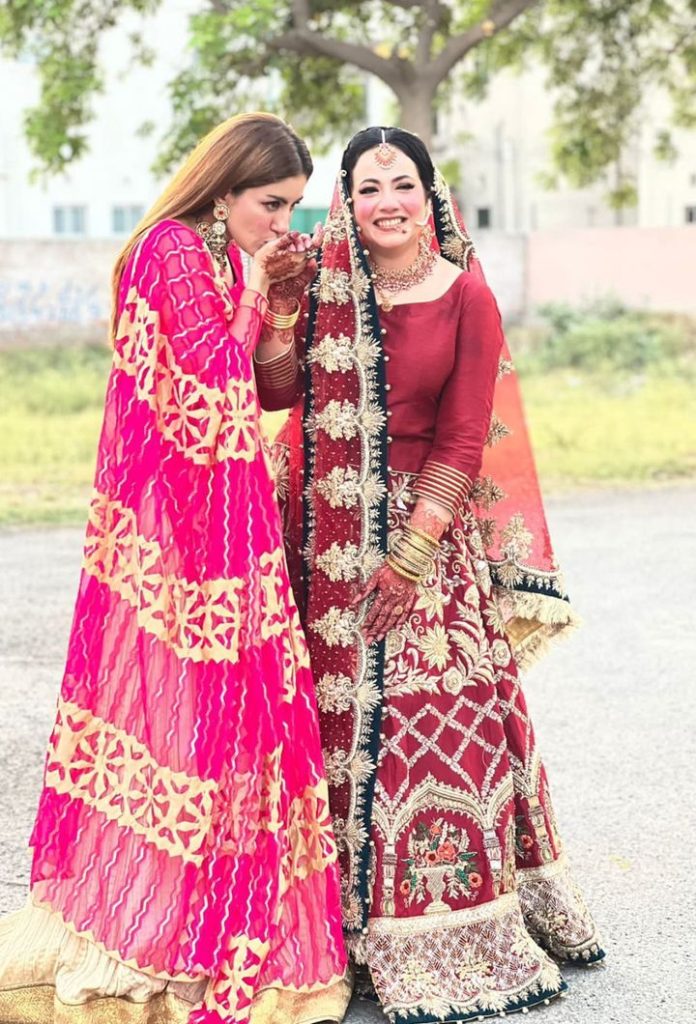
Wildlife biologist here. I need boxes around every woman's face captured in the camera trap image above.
[223,175,307,254]
[350,147,428,256]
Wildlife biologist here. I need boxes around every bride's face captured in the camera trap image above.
[351,148,428,257]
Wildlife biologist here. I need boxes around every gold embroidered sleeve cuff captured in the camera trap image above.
[412,460,473,516]
[253,342,299,391]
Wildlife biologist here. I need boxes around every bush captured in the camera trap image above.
[513,299,695,374]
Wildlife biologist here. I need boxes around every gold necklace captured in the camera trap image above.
[370,230,437,311]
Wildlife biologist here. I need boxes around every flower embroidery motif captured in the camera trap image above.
[401,819,481,909]
[308,333,355,373]
[315,541,382,583]
[315,400,359,440]
[416,623,451,671]
[315,673,355,714]
[315,268,353,305]
[315,466,362,509]
[485,413,512,448]
[500,513,534,562]
[471,475,507,511]
[310,606,357,647]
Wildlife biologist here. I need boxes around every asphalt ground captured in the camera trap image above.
[1,485,694,1023]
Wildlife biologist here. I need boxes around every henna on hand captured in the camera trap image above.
[410,500,450,540]
[354,563,418,645]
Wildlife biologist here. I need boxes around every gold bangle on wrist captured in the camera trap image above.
[385,556,422,583]
[264,299,301,330]
[403,525,440,551]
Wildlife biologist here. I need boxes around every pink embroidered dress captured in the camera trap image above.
[0,220,348,1024]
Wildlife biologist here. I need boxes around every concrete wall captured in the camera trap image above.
[0,240,118,340]
[527,227,696,314]
[1,228,694,342]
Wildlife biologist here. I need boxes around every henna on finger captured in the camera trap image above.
[368,599,399,643]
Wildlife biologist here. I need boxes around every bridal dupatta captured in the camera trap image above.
[277,171,579,934]
[23,221,346,1023]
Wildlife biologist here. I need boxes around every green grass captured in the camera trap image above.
[1,345,694,527]
[522,370,696,489]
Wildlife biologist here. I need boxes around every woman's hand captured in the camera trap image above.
[251,224,323,295]
[351,563,418,646]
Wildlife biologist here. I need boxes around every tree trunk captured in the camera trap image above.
[394,82,436,148]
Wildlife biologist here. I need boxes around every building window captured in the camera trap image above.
[53,205,87,236]
[112,204,145,234]
[686,206,696,224]
[476,207,491,229]
[291,206,329,233]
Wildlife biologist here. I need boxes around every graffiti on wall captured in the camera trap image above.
[0,279,107,328]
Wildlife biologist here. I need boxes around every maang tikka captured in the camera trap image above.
[374,129,397,169]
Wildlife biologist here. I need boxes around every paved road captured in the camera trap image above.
[1,486,694,1023]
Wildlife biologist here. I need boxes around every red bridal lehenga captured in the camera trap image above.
[255,169,605,1022]
[0,221,348,1024]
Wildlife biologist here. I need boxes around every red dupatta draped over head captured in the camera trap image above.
[287,145,578,935]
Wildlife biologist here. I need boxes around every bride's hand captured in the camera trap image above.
[351,563,418,645]
[265,224,323,311]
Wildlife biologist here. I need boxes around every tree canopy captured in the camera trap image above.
[1,0,695,207]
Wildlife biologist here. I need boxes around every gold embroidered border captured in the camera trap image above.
[365,891,519,936]
[114,287,261,466]
[516,852,569,883]
[46,699,217,865]
[83,492,307,669]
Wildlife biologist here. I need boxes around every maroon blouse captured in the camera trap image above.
[255,271,504,514]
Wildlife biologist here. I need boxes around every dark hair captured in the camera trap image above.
[341,126,435,195]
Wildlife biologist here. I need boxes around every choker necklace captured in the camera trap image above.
[369,230,437,311]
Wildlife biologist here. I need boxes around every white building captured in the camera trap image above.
[0,0,337,241]
[434,64,696,232]
[1,11,696,241]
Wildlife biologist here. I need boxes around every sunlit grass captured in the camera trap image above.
[1,344,694,527]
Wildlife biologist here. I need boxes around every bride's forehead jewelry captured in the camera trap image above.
[374,129,398,169]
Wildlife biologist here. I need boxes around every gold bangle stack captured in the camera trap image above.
[264,300,301,330]
[386,524,440,583]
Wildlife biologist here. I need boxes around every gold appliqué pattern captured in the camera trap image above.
[45,699,216,864]
[204,934,271,1020]
[83,492,299,668]
[279,780,340,897]
[115,288,260,465]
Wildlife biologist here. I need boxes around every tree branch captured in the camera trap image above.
[270,29,404,90]
[429,0,539,83]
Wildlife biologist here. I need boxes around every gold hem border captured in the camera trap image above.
[363,891,519,936]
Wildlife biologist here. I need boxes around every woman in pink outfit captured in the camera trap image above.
[0,113,348,1024]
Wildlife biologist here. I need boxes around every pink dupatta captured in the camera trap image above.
[27,220,346,1022]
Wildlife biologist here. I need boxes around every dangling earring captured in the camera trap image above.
[417,222,434,257]
[197,201,230,269]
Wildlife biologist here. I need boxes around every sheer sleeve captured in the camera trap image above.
[114,220,269,467]
[140,220,268,384]
[412,276,504,515]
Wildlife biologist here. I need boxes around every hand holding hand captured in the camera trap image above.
[266,223,323,312]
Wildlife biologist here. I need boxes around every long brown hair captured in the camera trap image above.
[111,112,312,334]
